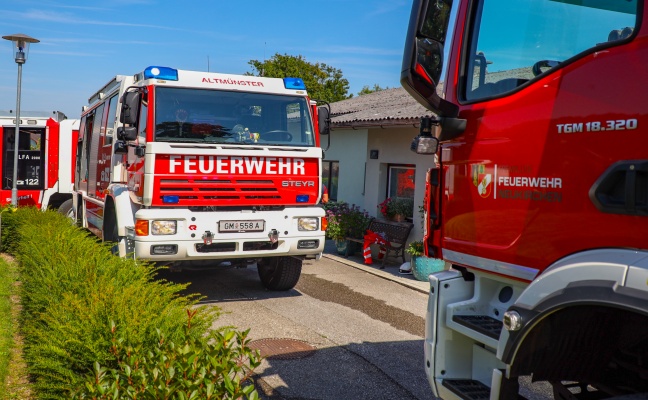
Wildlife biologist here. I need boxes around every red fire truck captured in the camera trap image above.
[403,0,648,398]
[0,110,79,210]
[72,66,329,291]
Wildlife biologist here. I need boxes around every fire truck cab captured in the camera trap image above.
[402,0,648,398]
[0,110,78,210]
[73,66,329,291]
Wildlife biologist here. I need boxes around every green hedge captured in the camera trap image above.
[1,207,260,399]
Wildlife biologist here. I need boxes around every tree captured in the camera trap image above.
[247,53,351,103]
[357,84,389,96]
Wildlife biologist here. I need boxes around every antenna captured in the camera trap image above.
[207,55,210,72]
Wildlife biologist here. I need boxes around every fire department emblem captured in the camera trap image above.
[472,164,492,198]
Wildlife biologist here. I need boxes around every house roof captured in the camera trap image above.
[329,87,433,129]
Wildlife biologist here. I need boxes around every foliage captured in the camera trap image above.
[405,240,424,257]
[74,318,261,400]
[1,207,259,399]
[378,197,414,219]
[357,84,389,96]
[0,205,20,254]
[247,53,351,103]
[325,201,372,241]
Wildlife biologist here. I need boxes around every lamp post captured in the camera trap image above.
[2,33,39,206]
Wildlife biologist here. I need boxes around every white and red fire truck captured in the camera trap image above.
[403,0,648,398]
[0,110,79,211]
[72,66,329,290]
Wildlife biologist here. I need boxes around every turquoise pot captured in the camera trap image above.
[412,256,446,281]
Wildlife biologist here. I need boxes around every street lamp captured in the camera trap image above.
[2,33,39,206]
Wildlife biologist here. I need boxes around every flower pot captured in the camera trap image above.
[335,239,360,256]
[412,256,446,281]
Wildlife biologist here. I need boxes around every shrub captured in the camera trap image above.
[405,240,424,257]
[2,208,259,399]
[325,201,372,241]
[378,197,414,219]
[74,318,261,399]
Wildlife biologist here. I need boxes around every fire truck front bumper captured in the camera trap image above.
[126,207,326,261]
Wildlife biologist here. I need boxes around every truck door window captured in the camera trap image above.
[463,0,637,102]
[104,95,118,146]
[2,127,45,189]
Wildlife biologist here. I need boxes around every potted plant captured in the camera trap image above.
[405,240,445,281]
[378,197,414,222]
[325,201,372,255]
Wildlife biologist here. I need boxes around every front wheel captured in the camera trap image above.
[257,256,302,291]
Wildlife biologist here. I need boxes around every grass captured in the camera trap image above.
[0,254,32,399]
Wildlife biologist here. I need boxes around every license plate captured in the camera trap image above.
[218,220,265,233]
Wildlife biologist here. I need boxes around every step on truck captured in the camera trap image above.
[402,0,648,398]
[73,66,330,291]
[0,110,79,210]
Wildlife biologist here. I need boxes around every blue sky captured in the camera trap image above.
[0,0,411,119]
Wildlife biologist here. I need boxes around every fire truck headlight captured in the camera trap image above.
[151,220,177,235]
[297,217,319,231]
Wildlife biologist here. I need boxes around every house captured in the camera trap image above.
[324,87,436,243]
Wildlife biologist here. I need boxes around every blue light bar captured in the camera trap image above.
[284,77,306,90]
[296,195,310,203]
[143,66,178,81]
[162,195,180,204]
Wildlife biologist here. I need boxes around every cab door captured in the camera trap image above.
[442,0,645,272]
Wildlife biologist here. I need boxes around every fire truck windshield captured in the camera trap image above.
[463,0,637,101]
[154,87,315,146]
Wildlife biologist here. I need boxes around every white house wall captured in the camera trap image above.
[328,126,436,244]
[325,128,369,209]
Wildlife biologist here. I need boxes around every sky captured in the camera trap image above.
[0,0,412,119]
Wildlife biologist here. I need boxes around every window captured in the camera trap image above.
[322,160,339,202]
[386,164,416,217]
[154,87,315,146]
[2,127,45,190]
[104,95,118,146]
[464,0,637,101]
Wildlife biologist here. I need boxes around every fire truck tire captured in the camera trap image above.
[257,256,302,291]
[105,212,125,257]
[58,199,75,221]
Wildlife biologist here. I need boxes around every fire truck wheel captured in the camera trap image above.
[58,199,75,222]
[105,213,125,257]
[257,256,302,291]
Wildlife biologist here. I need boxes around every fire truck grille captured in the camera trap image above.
[159,178,281,201]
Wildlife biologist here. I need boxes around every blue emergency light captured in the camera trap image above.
[284,77,306,90]
[143,66,179,81]
[296,195,310,203]
[162,195,180,204]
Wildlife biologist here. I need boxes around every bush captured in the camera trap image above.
[2,207,259,399]
[75,318,261,399]
[325,201,372,241]
[378,197,414,219]
[405,240,424,257]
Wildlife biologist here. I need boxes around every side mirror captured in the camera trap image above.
[411,136,439,154]
[119,91,141,125]
[318,106,330,135]
[410,116,440,154]
[117,126,138,141]
[114,140,128,154]
[401,0,458,118]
